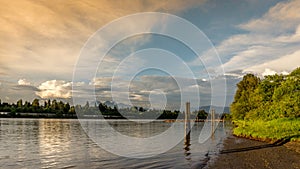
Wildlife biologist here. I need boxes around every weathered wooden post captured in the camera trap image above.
[211,109,215,137]
[185,102,191,136]
[184,102,191,158]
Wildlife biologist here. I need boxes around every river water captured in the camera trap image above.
[0,118,230,169]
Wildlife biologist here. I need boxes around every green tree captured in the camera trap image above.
[68,106,76,117]
[17,99,23,108]
[32,99,40,113]
[138,107,145,112]
[64,103,70,113]
[290,67,300,77]
[232,67,300,121]
[99,102,108,114]
[231,74,260,120]
[196,109,208,119]
[32,99,39,107]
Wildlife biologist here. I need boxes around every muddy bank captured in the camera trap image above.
[207,135,300,169]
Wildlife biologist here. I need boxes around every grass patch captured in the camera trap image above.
[233,118,300,142]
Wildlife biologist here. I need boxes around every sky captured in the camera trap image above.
[0,0,300,110]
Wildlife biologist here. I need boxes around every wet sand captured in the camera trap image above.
[207,135,300,169]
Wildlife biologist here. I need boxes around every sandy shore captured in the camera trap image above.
[207,135,300,169]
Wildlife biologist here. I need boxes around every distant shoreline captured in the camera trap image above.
[0,114,218,122]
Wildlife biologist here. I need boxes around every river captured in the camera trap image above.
[0,118,230,168]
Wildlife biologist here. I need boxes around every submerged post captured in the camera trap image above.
[185,102,191,136]
[211,109,215,137]
[184,102,191,160]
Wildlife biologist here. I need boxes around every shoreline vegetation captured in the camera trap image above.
[0,99,212,120]
[230,67,300,144]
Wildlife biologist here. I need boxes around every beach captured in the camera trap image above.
[207,135,300,169]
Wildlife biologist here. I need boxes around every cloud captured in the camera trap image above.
[262,68,277,77]
[18,79,31,86]
[36,80,72,99]
[197,0,300,76]
[245,50,300,75]
[0,0,209,105]
[239,0,300,34]
[90,75,229,109]
[0,80,38,103]
[0,0,206,81]
[89,77,112,87]
[275,24,300,43]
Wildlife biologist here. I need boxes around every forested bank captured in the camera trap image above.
[230,67,300,142]
[0,99,209,120]
[0,99,76,118]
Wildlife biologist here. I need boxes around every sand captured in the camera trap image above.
[207,135,300,169]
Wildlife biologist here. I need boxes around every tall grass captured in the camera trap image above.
[233,118,300,142]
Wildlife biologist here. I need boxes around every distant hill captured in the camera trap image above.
[103,101,131,109]
[199,105,230,114]
[99,100,230,114]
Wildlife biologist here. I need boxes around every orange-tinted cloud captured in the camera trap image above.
[0,0,206,80]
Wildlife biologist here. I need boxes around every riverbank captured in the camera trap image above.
[207,134,300,169]
[233,118,300,142]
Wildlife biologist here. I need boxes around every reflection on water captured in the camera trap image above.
[107,120,172,138]
[0,118,229,168]
[184,133,191,160]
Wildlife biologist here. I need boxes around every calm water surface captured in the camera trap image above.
[0,118,230,169]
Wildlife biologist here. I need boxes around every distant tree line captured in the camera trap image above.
[193,109,208,120]
[231,67,300,121]
[0,99,197,119]
[0,98,211,120]
[0,99,75,118]
[77,101,185,119]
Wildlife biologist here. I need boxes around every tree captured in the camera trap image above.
[138,107,145,112]
[84,101,89,109]
[99,102,107,113]
[23,101,31,112]
[17,99,23,108]
[32,99,39,107]
[51,100,58,112]
[231,67,300,121]
[69,106,76,116]
[64,103,71,113]
[231,74,260,120]
[15,99,23,112]
[290,67,300,77]
[197,109,208,119]
[32,99,40,113]
[58,101,65,112]
[47,99,51,108]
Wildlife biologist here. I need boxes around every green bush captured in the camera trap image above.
[233,118,300,142]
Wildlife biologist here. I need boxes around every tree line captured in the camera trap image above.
[0,99,75,117]
[231,67,300,121]
[0,99,209,119]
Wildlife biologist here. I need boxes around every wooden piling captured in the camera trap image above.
[211,109,215,137]
[185,102,191,136]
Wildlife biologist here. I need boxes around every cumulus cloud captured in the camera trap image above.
[18,79,31,86]
[36,80,72,99]
[245,50,300,75]
[262,68,277,76]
